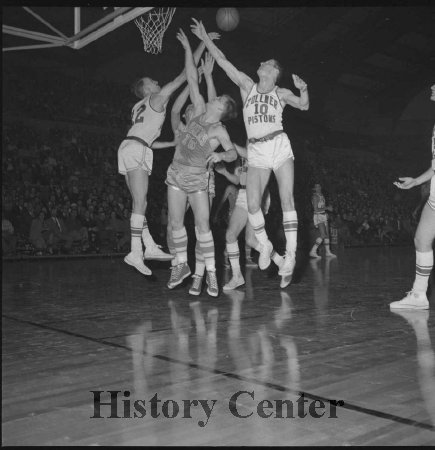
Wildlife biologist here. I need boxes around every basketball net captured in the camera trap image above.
[134,7,176,54]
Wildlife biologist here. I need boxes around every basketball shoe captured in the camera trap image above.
[223,272,245,291]
[258,240,273,270]
[144,243,173,261]
[389,290,429,310]
[206,270,219,297]
[167,262,191,289]
[189,275,203,296]
[124,252,152,276]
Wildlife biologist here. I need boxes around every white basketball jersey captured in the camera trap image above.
[127,95,166,146]
[432,125,435,170]
[243,84,283,139]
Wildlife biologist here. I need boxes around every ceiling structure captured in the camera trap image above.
[3,5,435,137]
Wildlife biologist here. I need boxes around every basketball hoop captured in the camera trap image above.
[134,7,176,54]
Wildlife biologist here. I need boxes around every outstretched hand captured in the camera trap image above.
[176,28,190,49]
[201,52,215,77]
[208,32,220,41]
[292,74,307,91]
[393,177,416,190]
[191,18,208,40]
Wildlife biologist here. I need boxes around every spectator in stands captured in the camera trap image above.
[2,212,17,255]
[63,207,88,253]
[46,207,67,254]
[29,210,48,255]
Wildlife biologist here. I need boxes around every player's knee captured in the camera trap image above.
[247,203,261,215]
[226,229,237,243]
[195,219,210,234]
[280,198,295,211]
[414,233,431,251]
[170,218,183,231]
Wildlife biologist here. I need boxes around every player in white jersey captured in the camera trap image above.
[218,143,289,290]
[309,183,336,259]
[118,35,215,276]
[390,85,435,310]
[191,19,309,288]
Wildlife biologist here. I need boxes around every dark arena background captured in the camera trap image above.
[2,4,435,446]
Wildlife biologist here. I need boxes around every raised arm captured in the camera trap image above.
[152,31,220,112]
[278,75,309,111]
[170,84,190,133]
[201,52,217,101]
[177,28,205,116]
[191,18,254,96]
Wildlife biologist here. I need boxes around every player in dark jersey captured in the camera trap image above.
[165,29,238,297]
[309,183,336,259]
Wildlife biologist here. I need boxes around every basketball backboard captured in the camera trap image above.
[2,7,153,52]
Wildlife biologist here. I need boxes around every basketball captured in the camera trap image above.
[216,8,239,32]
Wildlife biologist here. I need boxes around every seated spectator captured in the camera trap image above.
[81,209,100,253]
[95,209,110,251]
[2,213,17,255]
[107,210,130,252]
[29,211,48,255]
[64,208,88,252]
[45,207,67,254]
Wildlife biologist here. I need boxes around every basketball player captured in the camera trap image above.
[118,32,219,276]
[166,29,237,297]
[191,19,309,287]
[309,183,336,258]
[218,143,289,290]
[389,85,435,310]
[165,50,223,296]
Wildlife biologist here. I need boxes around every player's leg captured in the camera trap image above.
[167,185,191,288]
[320,220,335,257]
[124,169,152,275]
[189,191,218,297]
[310,217,323,258]
[274,158,297,276]
[390,202,435,309]
[166,214,178,268]
[247,166,273,270]
[223,205,248,291]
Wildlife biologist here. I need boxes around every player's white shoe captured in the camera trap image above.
[325,251,337,258]
[144,243,173,261]
[223,273,245,291]
[258,240,273,270]
[124,252,152,276]
[280,272,293,289]
[278,251,296,277]
[389,290,429,310]
[309,250,321,259]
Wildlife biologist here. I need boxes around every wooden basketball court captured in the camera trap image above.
[2,247,434,445]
